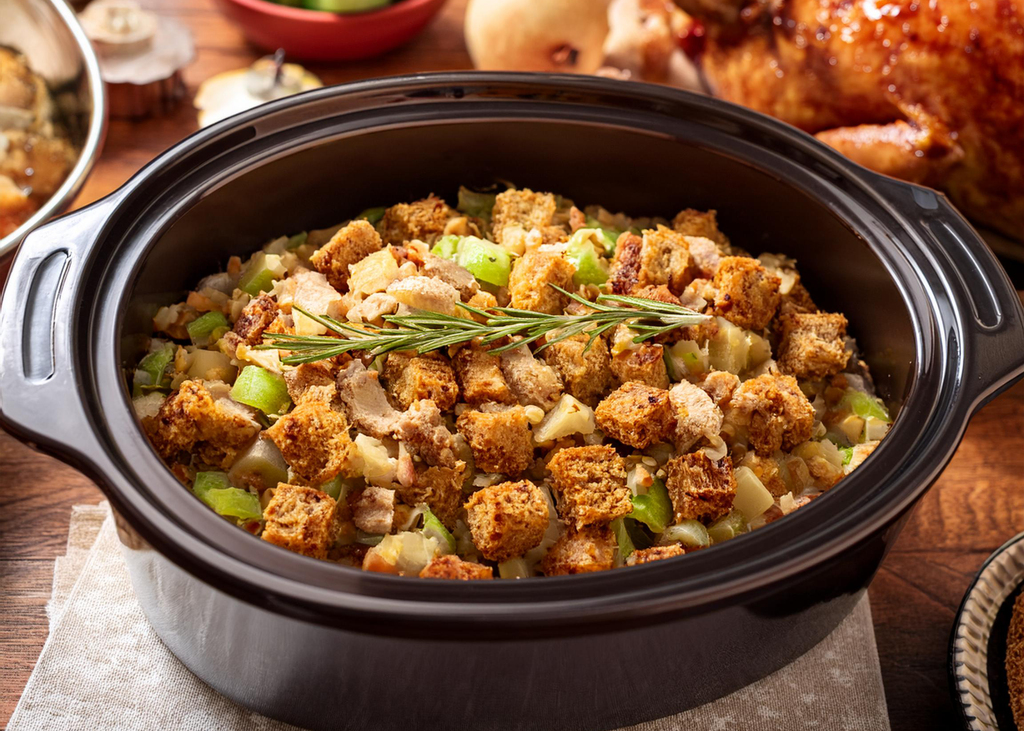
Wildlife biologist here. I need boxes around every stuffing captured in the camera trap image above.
[508,250,576,314]
[845,440,880,474]
[737,452,789,496]
[491,188,557,245]
[499,344,564,411]
[396,463,466,529]
[700,371,740,409]
[420,252,479,301]
[776,311,850,380]
[419,555,494,580]
[636,226,692,294]
[547,445,631,529]
[232,293,278,345]
[275,269,344,319]
[608,232,643,295]
[464,480,550,562]
[382,352,459,411]
[386,275,460,316]
[392,399,458,468]
[457,404,534,476]
[379,196,453,245]
[632,284,682,306]
[541,334,613,406]
[336,361,400,439]
[610,343,670,389]
[261,483,337,560]
[452,343,516,405]
[683,236,724,280]
[541,525,617,576]
[309,219,383,291]
[626,544,685,566]
[671,208,730,247]
[665,451,737,522]
[710,257,781,331]
[668,380,724,452]
[345,292,398,325]
[283,361,339,406]
[264,400,357,485]
[351,485,395,535]
[730,373,816,457]
[594,382,674,449]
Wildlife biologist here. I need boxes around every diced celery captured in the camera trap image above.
[584,216,622,255]
[839,446,854,466]
[287,231,308,249]
[565,229,609,286]
[356,530,386,546]
[629,479,673,533]
[662,520,710,548]
[842,389,891,423]
[421,508,456,554]
[231,366,291,415]
[431,235,460,261]
[320,475,344,501]
[665,340,706,380]
[498,557,531,579]
[229,438,289,492]
[610,517,635,560]
[186,311,230,347]
[456,236,512,287]
[193,471,262,520]
[133,342,175,396]
[238,251,279,297]
[707,511,746,543]
[733,466,775,521]
[355,206,386,224]
[457,187,497,220]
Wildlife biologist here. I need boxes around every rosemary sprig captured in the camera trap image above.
[260,286,708,365]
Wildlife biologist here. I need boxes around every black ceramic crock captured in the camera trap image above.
[2,74,1023,731]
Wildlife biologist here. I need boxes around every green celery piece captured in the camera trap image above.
[238,252,276,297]
[610,517,635,560]
[842,389,890,422]
[287,231,308,249]
[193,472,261,520]
[421,508,456,554]
[193,471,231,496]
[186,311,230,346]
[231,366,292,415]
[584,216,622,255]
[133,343,175,396]
[565,230,609,286]
[320,475,343,501]
[839,446,854,466]
[707,511,746,543]
[356,206,386,224]
[457,187,497,220]
[628,479,673,533]
[431,235,461,261]
[456,236,511,287]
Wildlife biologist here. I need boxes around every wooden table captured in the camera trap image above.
[1,1,1022,728]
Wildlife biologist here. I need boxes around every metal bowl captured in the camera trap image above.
[0,0,106,264]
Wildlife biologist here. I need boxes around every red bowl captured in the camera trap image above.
[214,0,449,62]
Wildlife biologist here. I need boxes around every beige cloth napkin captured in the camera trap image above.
[9,504,891,731]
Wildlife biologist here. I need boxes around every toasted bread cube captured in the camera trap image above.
[232,293,279,345]
[464,480,549,562]
[626,544,685,566]
[382,352,459,411]
[262,483,337,560]
[396,463,465,529]
[283,361,339,406]
[541,525,616,576]
[710,257,781,331]
[632,284,682,306]
[595,382,674,449]
[731,373,816,457]
[309,219,383,291]
[700,371,739,408]
[548,445,630,529]
[452,343,516,405]
[508,250,576,314]
[457,404,534,476]
[608,232,642,295]
[379,195,453,245]
[665,452,737,523]
[777,311,850,380]
[499,344,564,411]
[541,334,613,406]
[419,555,494,580]
[610,343,669,389]
[264,400,357,485]
[669,380,724,452]
[637,226,692,294]
[491,188,557,244]
[671,208,729,247]
[351,485,395,535]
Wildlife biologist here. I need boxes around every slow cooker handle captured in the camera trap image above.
[0,197,117,465]
[888,181,1024,408]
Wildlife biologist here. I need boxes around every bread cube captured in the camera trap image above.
[665,451,737,523]
[594,382,674,449]
[547,445,631,529]
[261,483,337,560]
[464,480,549,562]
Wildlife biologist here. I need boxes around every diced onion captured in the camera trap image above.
[733,466,775,521]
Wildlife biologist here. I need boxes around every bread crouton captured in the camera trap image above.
[145,380,260,468]
[452,343,516,405]
[508,250,575,314]
[309,220,383,291]
[491,188,557,245]
[541,525,616,576]
[262,483,337,560]
[283,361,339,407]
[668,380,724,452]
[396,463,466,529]
[665,451,737,522]
[730,373,815,456]
[672,208,729,247]
[382,352,459,411]
[710,257,781,331]
[392,399,458,468]
[419,555,494,580]
[594,382,674,449]
[541,334,613,406]
[548,445,631,529]
[351,485,395,534]
[608,232,642,295]
[232,293,278,345]
[379,196,453,245]
[610,343,669,389]
[626,544,685,566]
[464,480,549,562]
[499,344,564,410]
[700,371,740,408]
[264,400,357,485]
[457,404,534,476]
[777,311,850,380]
[633,284,682,306]
[637,226,692,295]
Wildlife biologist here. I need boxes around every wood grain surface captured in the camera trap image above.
[0,1,1022,729]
